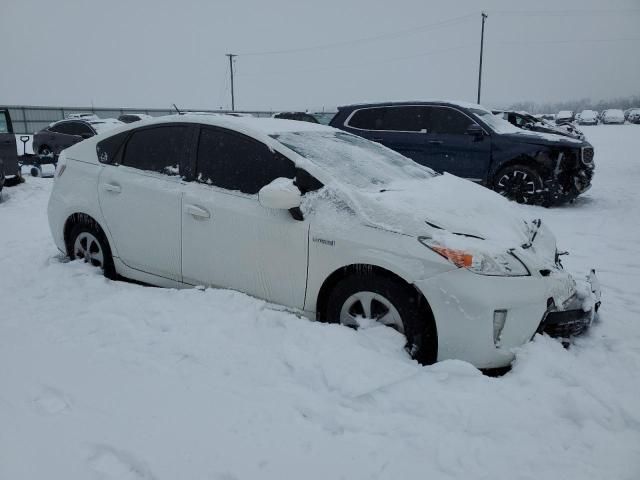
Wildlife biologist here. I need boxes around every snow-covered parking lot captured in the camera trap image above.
[1,125,639,479]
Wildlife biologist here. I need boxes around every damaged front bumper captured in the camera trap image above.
[538,269,602,338]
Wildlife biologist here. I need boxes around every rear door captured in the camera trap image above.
[422,106,491,181]
[342,106,428,164]
[98,124,194,281]
[0,109,19,176]
[181,126,309,309]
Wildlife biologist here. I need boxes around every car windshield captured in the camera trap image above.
[470,108,521,134]
[271,130,435,190]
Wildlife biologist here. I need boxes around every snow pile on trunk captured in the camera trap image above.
[1,126,640,479]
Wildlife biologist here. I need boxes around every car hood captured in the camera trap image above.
[349,173,557,262]
[498,130,585,147]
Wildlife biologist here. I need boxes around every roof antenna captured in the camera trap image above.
[172,103,182,115]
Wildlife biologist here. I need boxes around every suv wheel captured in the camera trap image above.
[325,273,437,365]
[68,222,116,279]
[494,164,544,205]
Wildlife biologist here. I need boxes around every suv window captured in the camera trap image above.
[196,127,295,194]
[348,106,425,132]
[73,122,94,136]
[426,107,473,135]
[122,125,190,176]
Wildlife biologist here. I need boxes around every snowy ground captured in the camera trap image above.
[1,125,639,480]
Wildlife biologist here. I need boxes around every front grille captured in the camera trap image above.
[541,308,592,338]
[581,147,594,165]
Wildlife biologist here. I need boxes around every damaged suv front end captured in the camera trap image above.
[490,131,596,205]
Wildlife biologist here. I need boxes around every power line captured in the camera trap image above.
[499,37,640,46]
[491,8,640,16]
[237,44,473,77]
[239,13,477,56]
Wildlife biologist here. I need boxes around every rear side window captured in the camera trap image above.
[196,127,295,194]
[97,131,130,164]
[426,107,473,135]
[348,106,426,132]
[121,125,190,176]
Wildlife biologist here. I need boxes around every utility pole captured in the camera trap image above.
[477,12,488,104]
[226,53,237,111]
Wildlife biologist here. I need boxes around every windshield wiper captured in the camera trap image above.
[521,219,541,249]
[425,221,485,240]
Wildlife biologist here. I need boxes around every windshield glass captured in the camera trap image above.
[468,108,521,134]
[271,131,435,190]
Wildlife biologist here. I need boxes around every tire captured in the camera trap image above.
[4,173,24,187]
[493,164,545,205]
[39,145,52,156]
[325,273,437,365]
[67,221,116,279]
[30,166,41,177]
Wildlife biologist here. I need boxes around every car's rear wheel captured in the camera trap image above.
[325,273,437,365]
[494,164,544,205]
[68,222,116,279]
[39,145,52,156]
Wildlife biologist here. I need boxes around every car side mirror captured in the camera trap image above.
[466,124,484,139]
[258,177,302,210]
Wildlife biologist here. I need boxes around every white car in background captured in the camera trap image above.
[577,110,599,125]
[47,115,601,369]
[601,109,625,125]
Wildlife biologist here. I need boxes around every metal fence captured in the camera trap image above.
[5,105,297,134]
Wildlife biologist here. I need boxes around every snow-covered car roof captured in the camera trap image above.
[337,100,488,111]
[89,118,124,133]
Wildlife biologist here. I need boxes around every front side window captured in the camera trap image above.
[426,107,473,135]
[67,122,94,136]
[197,127,295,195]
[121,125,190,176]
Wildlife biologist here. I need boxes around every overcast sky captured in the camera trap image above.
[2,0,639,111]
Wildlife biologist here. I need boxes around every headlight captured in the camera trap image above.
[418,237,530,277]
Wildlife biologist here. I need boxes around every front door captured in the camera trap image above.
[181,126,309,309]
[423,106,491,182]
[98,124,193,281]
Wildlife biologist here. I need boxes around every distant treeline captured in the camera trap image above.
[508,94,640,114]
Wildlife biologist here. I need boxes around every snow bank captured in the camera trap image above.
[1,125,639,479]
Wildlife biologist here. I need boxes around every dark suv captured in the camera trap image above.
[330,101,595,205]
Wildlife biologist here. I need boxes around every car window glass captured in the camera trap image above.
[427,107,473,135]
[75,122,94,135]
[197,127,295,195]
[0,114,8,133]
[51,122,72,134]
[380,107,426,131]
[347,108,385,130]
[122,125,190,176]
[348,107,425,132]
[97,131,130,164]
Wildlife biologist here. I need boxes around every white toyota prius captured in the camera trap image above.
[48,115,601,368]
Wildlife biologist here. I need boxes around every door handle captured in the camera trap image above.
[184,204,210,219]
[103,183,121,193]
[427,140,443,145]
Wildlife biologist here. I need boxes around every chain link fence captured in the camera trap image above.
[6,105,297,134]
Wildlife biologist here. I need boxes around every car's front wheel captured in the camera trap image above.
[67,222,116,279]
[325,273,437,365]
[493,164,544,205]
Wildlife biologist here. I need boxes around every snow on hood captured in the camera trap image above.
[346,173,534,251]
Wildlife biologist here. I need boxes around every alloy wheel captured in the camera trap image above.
[339,291,404,333]
[496,170,538,204]
[73,232,105,269]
